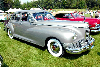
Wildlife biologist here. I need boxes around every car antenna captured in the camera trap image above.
[38,5,43,10]
[38,5,45,20]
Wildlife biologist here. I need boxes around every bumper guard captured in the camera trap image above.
[65,37,95,54]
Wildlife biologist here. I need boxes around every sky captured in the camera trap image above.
[19,0,37,4]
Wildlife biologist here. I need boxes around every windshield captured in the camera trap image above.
[33,12,55,21]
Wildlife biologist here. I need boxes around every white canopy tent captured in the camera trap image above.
[30,8,42,10]
[5,8,22,13]
[0,10,4,12]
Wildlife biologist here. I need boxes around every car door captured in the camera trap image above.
[11,12,26,36]
[20,12,45,43]
[20,13,38,40]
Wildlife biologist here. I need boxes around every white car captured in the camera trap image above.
[0,13,7,21]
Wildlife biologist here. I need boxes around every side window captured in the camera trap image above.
[33,13,45,21]
[34,13,44,21]
[15,12,21,21]
[11,14,15,20]
[68,14,73,18]
[22,12,28,21]
[64,14,69,18]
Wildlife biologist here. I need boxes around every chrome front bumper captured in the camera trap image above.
[91,29,100,32]
[90,26,100,32]
[64,37,95,54]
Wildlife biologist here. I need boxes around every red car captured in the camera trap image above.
[53,12,100,32]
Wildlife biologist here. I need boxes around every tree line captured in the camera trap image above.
[0,0,100,12]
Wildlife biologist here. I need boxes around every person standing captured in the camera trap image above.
[95,11,99,18]
[90,10,93,18]
[4,14,9,26]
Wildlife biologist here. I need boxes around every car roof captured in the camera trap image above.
[52,11,74,16]
[15,10,48,13]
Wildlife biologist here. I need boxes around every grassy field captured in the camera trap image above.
[0,15,100,67]
[53,9,86,12]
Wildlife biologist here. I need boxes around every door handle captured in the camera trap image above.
[33,24,37,25]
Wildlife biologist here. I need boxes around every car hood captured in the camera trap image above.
[37,20,88,28]
[77,17,97,19]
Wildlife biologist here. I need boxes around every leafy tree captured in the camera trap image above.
[2,0,100,11]
[78,0,86,9]
[13,0,21,9]
[0,0,13,12]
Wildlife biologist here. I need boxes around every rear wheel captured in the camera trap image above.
[47,39,64,57]
[8,29,13,39]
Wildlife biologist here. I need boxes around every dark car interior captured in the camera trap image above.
[54,13,65,18]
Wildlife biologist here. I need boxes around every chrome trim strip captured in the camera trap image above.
[91,29,100,32]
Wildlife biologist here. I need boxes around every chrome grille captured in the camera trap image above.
[85,28,90,40]
[72,39,84,48]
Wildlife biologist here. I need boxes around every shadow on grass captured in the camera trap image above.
[97,52,100,56]
[63,50,90,60]
[14,38,46,51]
[2,63,9,67]
[90,32,100,35]
[9,37,90,59]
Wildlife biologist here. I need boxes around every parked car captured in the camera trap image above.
[5,10,95,57]
[53,11,100,32]
[0,13,7,22]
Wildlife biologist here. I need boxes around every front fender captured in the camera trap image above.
[5,22,14,34]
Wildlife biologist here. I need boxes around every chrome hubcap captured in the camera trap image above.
[50,42,60,54]
[9,29,13,37]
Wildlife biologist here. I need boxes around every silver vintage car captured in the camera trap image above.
[5,10,95,57]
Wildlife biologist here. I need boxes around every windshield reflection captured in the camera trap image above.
[33,12,55,21]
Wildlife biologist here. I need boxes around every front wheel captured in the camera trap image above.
[47,39,64,57]
[8,29,13,39]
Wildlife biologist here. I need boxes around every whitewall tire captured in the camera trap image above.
[47,39,64,57]
[8,29,13,39]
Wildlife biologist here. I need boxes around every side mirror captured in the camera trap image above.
[29,19,34,23]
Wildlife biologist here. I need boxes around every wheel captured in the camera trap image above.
[8,29,13,39]
[0,55,3,67]
[47,39,64,57]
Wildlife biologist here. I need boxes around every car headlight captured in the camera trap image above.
[84,22,89,28]
[95,23,97,26]
[84,22,89,25]
[73,33,77,40]
[95,23,99,27]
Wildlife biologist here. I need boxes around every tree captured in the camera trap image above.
[13,0,21,9]
[0,0,13,12]
[78,0,86,9]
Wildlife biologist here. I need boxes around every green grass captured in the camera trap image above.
[84,14,95,18]
[53,9,86,12]
[0,20,100,67]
